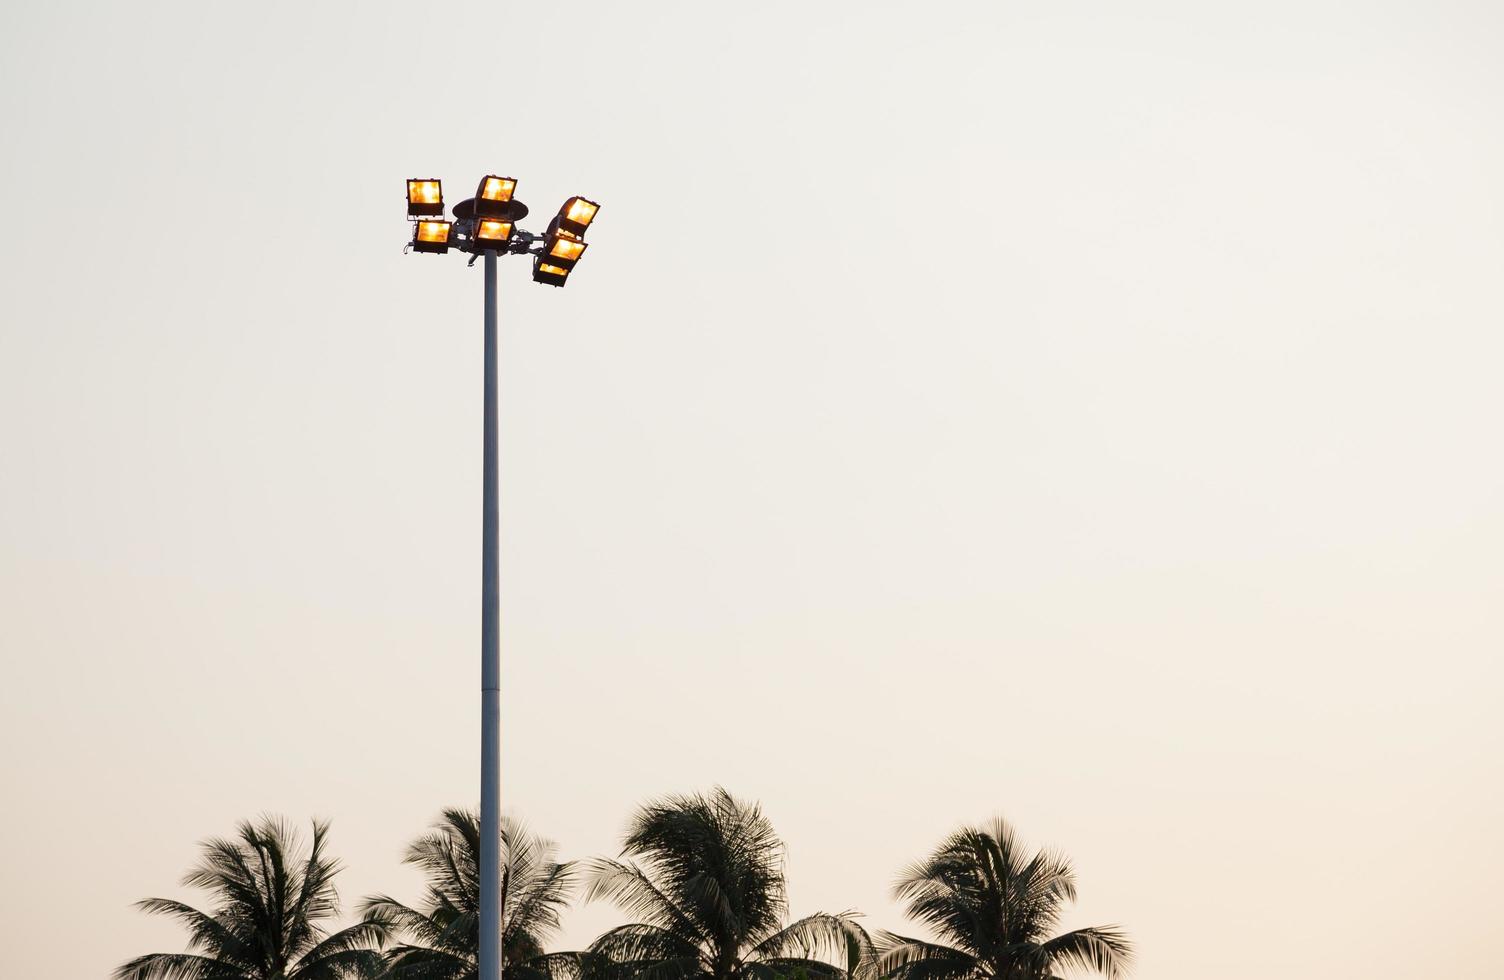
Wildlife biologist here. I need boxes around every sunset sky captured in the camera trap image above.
[2,3,1502,978]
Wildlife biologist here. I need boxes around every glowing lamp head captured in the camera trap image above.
[474,175,519,218]
[543,233,588,270]
[533,259,571,287]
[411,220,452,254]
[407,179,443,217]
[555,196,600,237]
[479,176,516,202]
[473,218,514,251]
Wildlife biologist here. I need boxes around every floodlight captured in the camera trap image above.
[412,220,453,254]
[532,259,570,287]
[474,176,518,218]
[553,196,600,237]
[473,218,514,251]
[407,179,443,217]
[542,233,588,270]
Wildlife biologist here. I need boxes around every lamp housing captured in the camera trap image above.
[532,258,571,287]
[553,196,600,237]
[474,175,518,218]
[542,232,588,270]
[472,218,515,252]
[407,179,444,217]
[412,220,453,254]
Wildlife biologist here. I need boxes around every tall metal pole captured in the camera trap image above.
[479,251,502,980]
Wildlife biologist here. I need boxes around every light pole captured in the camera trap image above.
[404,176,601,980]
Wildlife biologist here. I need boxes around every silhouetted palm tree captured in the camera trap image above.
[361,809,579,980]
[877,818,1131,980]
[583,788,869,980]
[116,816,387,980]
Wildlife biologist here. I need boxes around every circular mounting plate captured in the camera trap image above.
[453,197,529,222]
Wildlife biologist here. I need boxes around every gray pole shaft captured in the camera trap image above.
[479,252,502,980]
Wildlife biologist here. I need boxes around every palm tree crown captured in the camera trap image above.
[877,818,1131,980]
[361,809,578,980]
[584,788,868,980]
[115,816,387,980]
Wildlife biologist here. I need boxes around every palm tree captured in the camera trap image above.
[116,816,387,980]
[876,818,1131,980]
[361,809,579,980]
[583,788,869,980]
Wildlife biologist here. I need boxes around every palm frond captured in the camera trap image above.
[502,826,577,947]
[891,863,987,959]
[583,859,708,949]
[288,818,343,956]
[746,913,870,976]
[510,950,604,980]
[873,933,977,980]
[1039,927,1133,980]
[588,923,703,968]
[362,896,458,952]
[745,957,848,980]
[287,947,385,980]
[597,955,702,980]
[382,945,473,980]
[113,952,250,980]
[132,899,255,966]
[297,919,391,964]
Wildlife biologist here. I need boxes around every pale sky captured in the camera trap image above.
[2,2,1502,978]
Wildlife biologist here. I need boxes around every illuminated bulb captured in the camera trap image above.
[565,199,597,225]
[474,219,514,248]
[533,259,571,286]
[480,176,516,202]
[548,238,586,262]
[554,196,601,237]
[474,175,519,218]
[411,220,452,254]
[406,179,444,216]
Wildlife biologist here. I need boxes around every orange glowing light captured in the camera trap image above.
[408,180,442,205]
[480,176,516,202]
[476,219,514,242]
[416,221,451,243]
[548,238,586,262]
[565,198,598,226]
